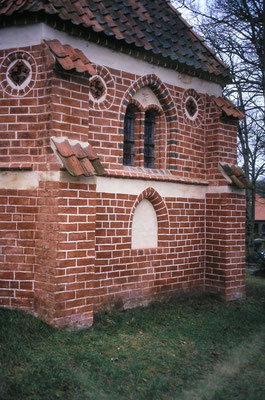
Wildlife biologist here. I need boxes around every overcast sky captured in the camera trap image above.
[171,0,208,21]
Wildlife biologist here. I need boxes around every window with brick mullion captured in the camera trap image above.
[133,109,145,167]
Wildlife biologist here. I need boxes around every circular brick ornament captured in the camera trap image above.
[88,65,115,110]
[0,51,37,97]
[182,89,204,127]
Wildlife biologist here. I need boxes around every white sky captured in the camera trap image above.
[171,0,207,21]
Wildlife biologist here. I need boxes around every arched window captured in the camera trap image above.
[123,105,135,166]
[144,109,156,168]
[122,102,162,169]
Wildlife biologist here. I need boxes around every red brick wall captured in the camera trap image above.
[0,42,246,327]
[55,181,96,328]
[206,192,246,300]
[0,44,53,171]
[0,180,96,328]
[34,180,96,328]
[0,188,37,310]
[94,189,205,311]
[205,96,238,186]
[0,43,238,180]
[44,61,210,180]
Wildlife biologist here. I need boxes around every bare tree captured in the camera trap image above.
[172,0,265,260]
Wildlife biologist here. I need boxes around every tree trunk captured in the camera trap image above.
[245,186,256,262]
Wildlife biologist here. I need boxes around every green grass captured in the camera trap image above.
[1,271,265,400]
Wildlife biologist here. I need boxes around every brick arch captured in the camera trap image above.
[126,98,144,113]
[125,100,164,115]
[129,187,170,248]
[144,103,163,115]
[119,74,178,170]
[119,74,177,121]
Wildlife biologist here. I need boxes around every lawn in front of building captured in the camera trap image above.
[1,270,265,400]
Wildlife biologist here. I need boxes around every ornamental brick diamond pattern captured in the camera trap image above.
[8,60,30,86]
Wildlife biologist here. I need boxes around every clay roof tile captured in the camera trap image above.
[229,174,245,189]
[45,39,96,76]
[73,58,88,73]
[91,158,106,175]
[53,138,74,157]
[255,194,265,221]
[48,39,68,58]
[51,137,105,177]
[57,55,75,71]
[219,162,252,189]
[79,157,96,176]
[0,0,231,84]
[0,1,13,15]
[79,144,97,160]
[64,44,80,61]
[211,96,245,120]
[58,6,71,20]
[58,153,85,176]
[71,142,88,158]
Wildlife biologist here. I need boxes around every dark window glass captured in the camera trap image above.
[123,106,135,166]
[144,109,156,168]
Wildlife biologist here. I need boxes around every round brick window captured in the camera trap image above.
[0,51,37,97]
[89,76,106,101]
[185,96,198,118]
[88,65,115,110]
[182,89,204,127]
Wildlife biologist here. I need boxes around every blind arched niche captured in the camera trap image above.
[131,199,158,249]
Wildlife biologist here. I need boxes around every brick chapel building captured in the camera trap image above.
[0,0,249,328]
